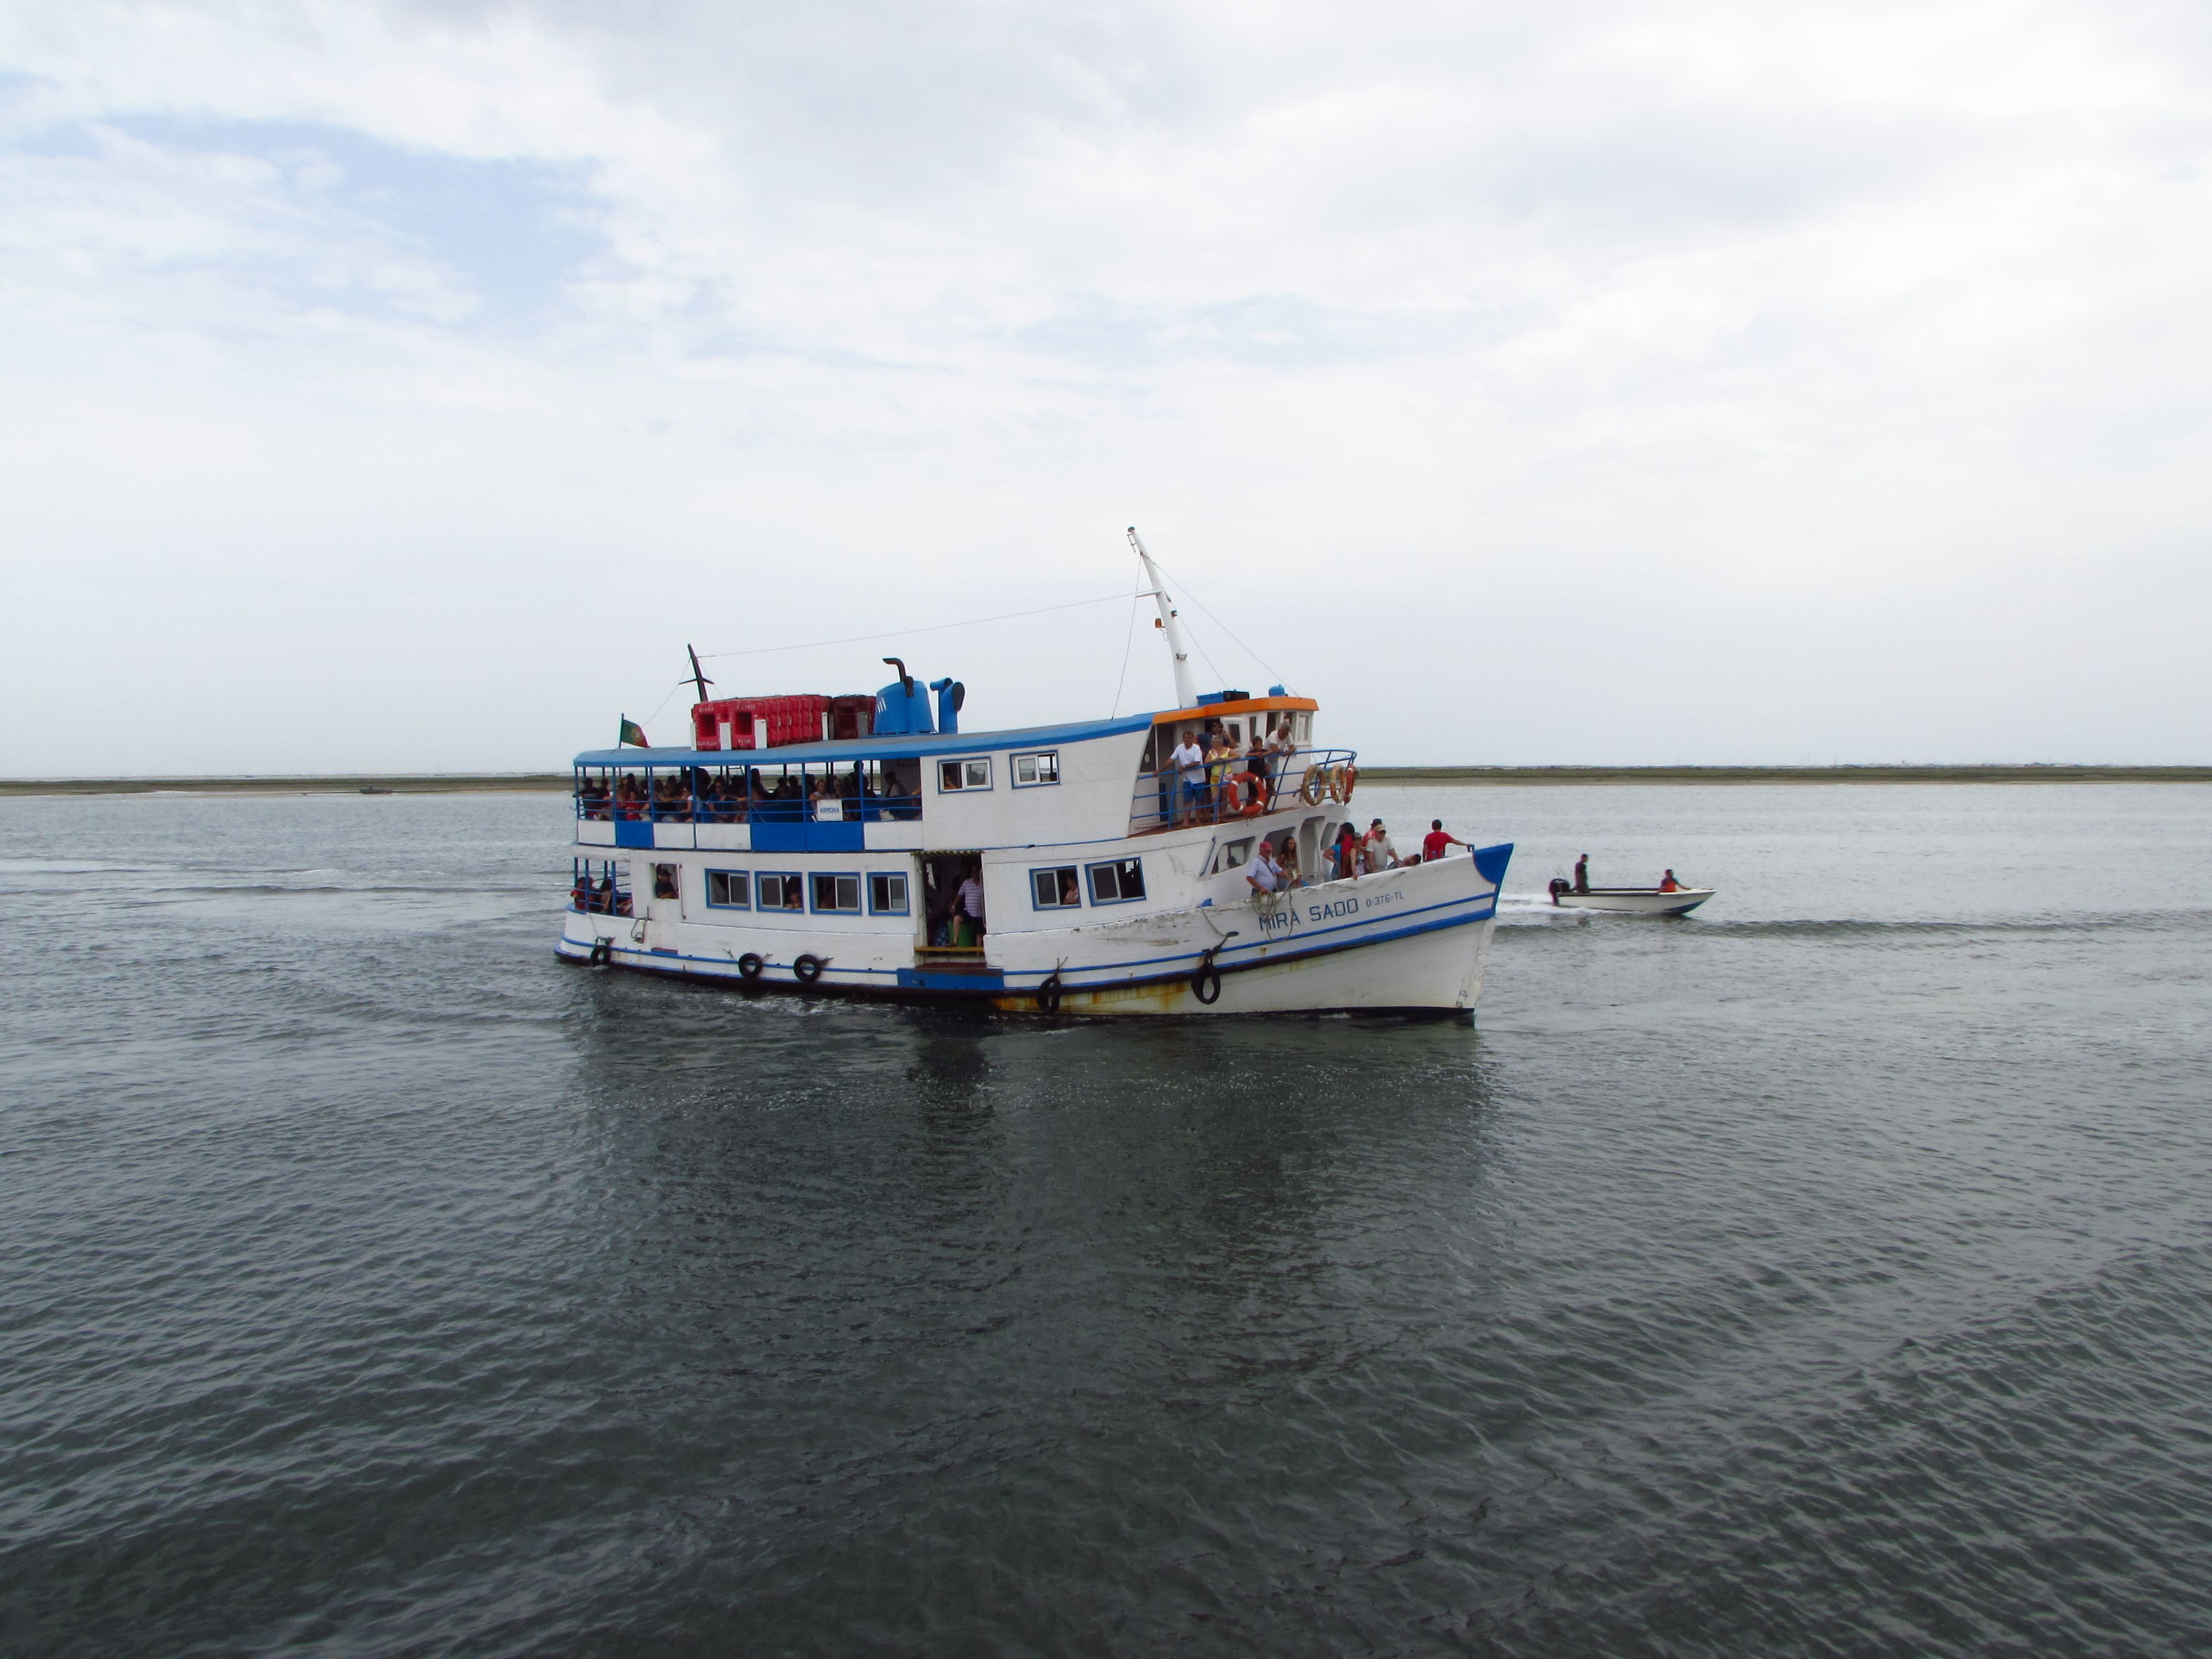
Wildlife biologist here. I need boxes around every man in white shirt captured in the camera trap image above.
[1363,818,1400,872]
[1246,839,1283,901]
[1169,727,1208,826]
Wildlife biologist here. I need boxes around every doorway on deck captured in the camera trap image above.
[920,852,985,954]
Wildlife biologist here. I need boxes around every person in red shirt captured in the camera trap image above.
[1421,819,1467,862]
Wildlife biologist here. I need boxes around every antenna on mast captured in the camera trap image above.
[1128,525,1199,711]
[686,644,714,705]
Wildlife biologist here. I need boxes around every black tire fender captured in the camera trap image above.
[587,937,612,967]
[1037,971,1063,1014]
[793,954,824,986]
[737,952,764,981]
[1191,963,1222,1004]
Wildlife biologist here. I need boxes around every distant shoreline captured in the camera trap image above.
[3,764,2209,797]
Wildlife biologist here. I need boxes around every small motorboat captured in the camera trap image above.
[1546,878,1713,916]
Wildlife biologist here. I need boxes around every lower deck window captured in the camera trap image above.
[811,872,862,914]
[1087,858,1146,903]
[1212,838,1253,874]
[869,872,909,914]
[706,870,750,909]
[1030,866,1081,909]
[653,863,679,900]
[755,873,804,911]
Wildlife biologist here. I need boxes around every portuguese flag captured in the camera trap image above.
[618,717,649,748]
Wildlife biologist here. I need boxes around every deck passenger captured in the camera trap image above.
[955,863,988,946]
[1246,840,1283,901]
[1244,734,1272,804]
[1364,819,1400,870]
[1422,820,1467,861]
[1331,823,1360,881]
[1170,729,1208,827]
[596,875,617,913]
[1276,837,1302,889]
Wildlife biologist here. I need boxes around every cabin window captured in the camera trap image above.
[868,872,909,915]
[1087,858,1146,904]
[1212,838,1253,874]
[938,758,992,792]
[1012,751,1060,786]
[755,873,805,911]
[706,869,750,909]
[1030,866,1082,909]
[811,873,862,914]
[653,863,679,900]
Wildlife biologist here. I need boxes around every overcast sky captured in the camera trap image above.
[3,0,2208,773]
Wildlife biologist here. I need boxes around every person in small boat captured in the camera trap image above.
[1422,820,1467,861]
[1246,838,1284,901]
[1170,727,1208,827]
[1573,854,1590,893]
[1660,869,1684,893]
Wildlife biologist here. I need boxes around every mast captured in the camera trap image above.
[1127,526,1199,711]
[686,644,713,705]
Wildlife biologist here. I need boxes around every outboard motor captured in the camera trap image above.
[874,657,934,735]
[930,677,966,735]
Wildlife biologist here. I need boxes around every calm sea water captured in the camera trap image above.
[3,785,2209,1656]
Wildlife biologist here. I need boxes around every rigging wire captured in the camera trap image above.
[1108,571,1142,717]
[1149,557,1290,691]
[695,593,1129,661]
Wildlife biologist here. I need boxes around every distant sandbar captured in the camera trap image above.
[4,764,2208,797]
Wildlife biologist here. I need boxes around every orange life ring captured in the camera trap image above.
[1326,764,1359,804]
[1229,770,1267,816]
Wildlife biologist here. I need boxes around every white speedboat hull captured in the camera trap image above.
[1551,888,1713,916]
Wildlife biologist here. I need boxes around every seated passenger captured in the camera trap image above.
[1660,868,1683,893]
[596,875,617,913]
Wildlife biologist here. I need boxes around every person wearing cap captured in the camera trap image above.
[1422,819,1467,862]
[1363,818,1400,872]
[1245,838,1284,901]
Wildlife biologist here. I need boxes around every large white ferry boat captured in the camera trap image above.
[556,541,1513,1015]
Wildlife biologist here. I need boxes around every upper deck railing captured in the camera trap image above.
[1128,747,1359,837]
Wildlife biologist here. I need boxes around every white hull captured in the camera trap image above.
[557,853,1505,1015]
[1551,888,1713,916]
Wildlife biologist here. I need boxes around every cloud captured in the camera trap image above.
[0,0,2208,770]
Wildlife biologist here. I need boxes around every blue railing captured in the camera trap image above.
[1128,747,1360,836]
[574,766,921,826]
